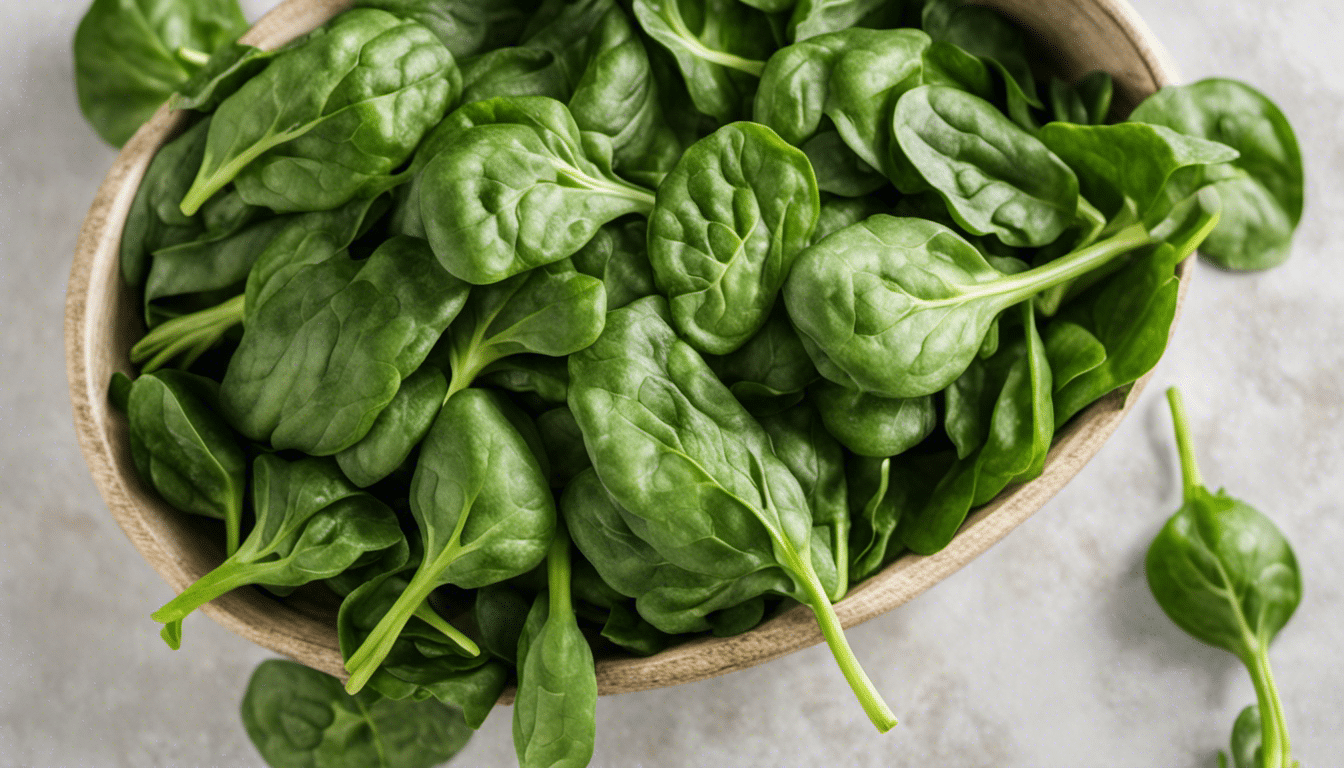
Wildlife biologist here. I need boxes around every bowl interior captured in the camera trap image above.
[65,0,1185,695]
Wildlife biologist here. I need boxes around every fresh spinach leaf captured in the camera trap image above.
[710,306,818,404]
[1148,388,1300,768]
[1048,70,1112,126]
[1129,78,1303,270]
[74,0,247,147]
[170,41,279,112]
[479,355,572,405]
[649,122,820,354]
[336,367,449,488]
[126,369,245,554]
[180,9,459,214]
[788,0,905,42]
[355,0,540,58]
[570,219,658,310]
[512,523,598,768]
[812,381,935,458]
[459,47,568,104]
[241,659,473,768]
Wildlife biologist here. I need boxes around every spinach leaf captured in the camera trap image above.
[151,455,402,644]
[536,407,591,487]
[803,131,887,197]
[221,236,469,455]
[1148,388,1300,768]
[355,0,540,58]
[649,122,819,354]
[812,194,887,243]
[74,0,246,147]
[1048,70,1112,126]
[632,0,772,123]
[570,219,658,310]
[897,303,1051,554]
[142,214,287,322]
[1226,705,1263,768]
[921,0,1041,130]
[710,306,818,403]
[600,602,672,656]
[474,584,533,663]
[759,404,850,601]
[1129,79,1303,270]
[336,367,448,488]
[180,9,459,215]
[442,261,606,398]
[344,389,556,694]
[126,370,245,554]
[242,659,473,768]
[418,97,656,284]
[893,85,1079,247]
[512,523,598,768]
[460,47,568,104]
[784,214,1152,399]
[479,355,572,405]
[812,380,936,458]
[522,0,681,186]
[568,297,896,730]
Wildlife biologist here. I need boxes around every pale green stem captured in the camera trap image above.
[131,294,245,373]
[992,223,1153,306]
[1245,646,1293,768]
[548,520,572,617]
[412,603,479,657]
[150,559,283,625]
[176,46,211,68]
[1165,387,1203,501]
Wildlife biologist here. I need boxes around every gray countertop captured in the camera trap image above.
[2,0,1340,765]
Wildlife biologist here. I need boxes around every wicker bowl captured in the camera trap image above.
[65,0,1187,697]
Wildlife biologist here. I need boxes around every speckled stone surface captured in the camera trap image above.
[1,0,1340,765]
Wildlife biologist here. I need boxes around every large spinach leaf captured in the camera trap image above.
[649,122,819,354]
[568,297,895,730]
[180,9,458,214]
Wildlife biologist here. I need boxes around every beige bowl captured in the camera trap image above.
[65,0,1188,696]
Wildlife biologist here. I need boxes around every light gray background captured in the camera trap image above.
[1,0,1339,765]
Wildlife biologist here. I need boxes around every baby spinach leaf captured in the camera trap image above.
[812,195,887,244]
[1148,389,1300,768]
[784,214,1152,399]
[221,236,469,455]
[443,261,606,398]
[710,306,818,403]
[74,0,247,147]
[803,131,887,197]
[1129,78,1303,270]
[152,455,403,643]
[142,214,287,321]
[570,219,658,310]
[788,0,905,42]
[600,602,672,656]
[536,407,591,487]
[812,380,936,458]
[180,9,459,215]
[356,0,540,59]
[1227,705,1263,768]
[479,355,572,405]
[632,0,772,123]
[921,0,1041,129]
[512,524,598,768]
[336,367,449,488]
[418,97,656,284]
[893,85,1079,247]
[343,389,556,695]
[649,122,820,354]
[474,584,533,663]
[126,370,245,554]
[460,47,568,104]
[242,659,473,768]
[569,297,896,730]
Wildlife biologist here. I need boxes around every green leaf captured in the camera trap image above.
[1129,78,1303,270]
[74,0,247,147]
[893,85,1079,247]
[570,219,658,310]
[241,659,472,768]
[788,0,905,42]
[649,122,820,354]
[355,0,541,59]
[170,41,279,112]
[418,96,656,284]
[180,9,459,214]
[1048,70,1112,126]
[336,367,449,488]
[813,381,935,458]
[222,237,469,455]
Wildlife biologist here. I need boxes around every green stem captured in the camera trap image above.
[789,550,897,733]
[1246,646,1292,768]
[344,545,461,694]
[176,46,211,68]
[1165,387,1203,501]
[131,294,245,373]
[830,519,850,604]
[994,223,1153,306]
[548,520,572,617]
[663,10,765,76]
[150,559,280,625]
[180,122,315,215]
[412,603,479,657]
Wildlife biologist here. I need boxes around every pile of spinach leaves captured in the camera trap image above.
[78,0,1303,765]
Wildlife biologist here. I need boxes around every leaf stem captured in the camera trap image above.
[131,294,245,373]
[548,520,571,618]
[176,46,211,68]
[996,222,1153,306]
[412,603,480,656]
[1246,646,1293,768]
[150,559,281,626]
[789,550,897,732]
[1165,387,1203,500]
